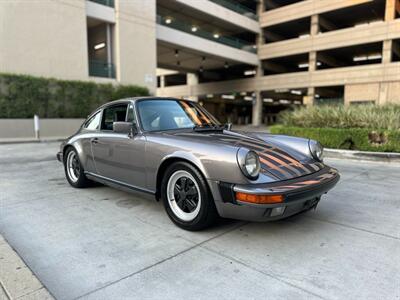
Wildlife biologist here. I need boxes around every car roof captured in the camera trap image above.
[87,97,195,119]
[98,97,194,108]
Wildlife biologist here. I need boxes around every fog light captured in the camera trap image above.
[270,206,286,217]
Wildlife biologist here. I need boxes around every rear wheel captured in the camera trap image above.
[161,162,218,231]
[64,147,91,188]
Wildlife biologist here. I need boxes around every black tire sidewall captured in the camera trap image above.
[161,162,217,231]
[63,147,89,188]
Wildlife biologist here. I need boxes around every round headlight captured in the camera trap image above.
[309,140,324,161]
[245,151,260,178]
[237,148,261,179]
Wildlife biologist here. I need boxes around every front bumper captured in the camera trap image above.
[213,167,340,222]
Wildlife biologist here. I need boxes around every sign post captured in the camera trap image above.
[34,115,40,140]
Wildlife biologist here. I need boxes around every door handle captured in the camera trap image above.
[90,138,99,144]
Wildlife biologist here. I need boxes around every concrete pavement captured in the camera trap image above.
[0,142,399,300]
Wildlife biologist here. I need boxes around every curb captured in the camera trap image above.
[0,235,54,300]
[325,148,400,163]
[0,137,64,145]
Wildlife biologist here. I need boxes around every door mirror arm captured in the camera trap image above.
[128,123,138,138]
[224,123,232,131]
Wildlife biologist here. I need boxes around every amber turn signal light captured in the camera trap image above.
[236,192,284,204]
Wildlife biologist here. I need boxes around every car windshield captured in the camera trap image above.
[137,99,221,132]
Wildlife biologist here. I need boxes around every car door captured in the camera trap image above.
[80,110,102,173]
[91,102,146,189]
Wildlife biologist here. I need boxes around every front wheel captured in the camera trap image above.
[64,147,91,188]
[161,162,218,231]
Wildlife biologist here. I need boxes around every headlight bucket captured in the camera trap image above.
[237,148,261,180]
[309,140,324,162]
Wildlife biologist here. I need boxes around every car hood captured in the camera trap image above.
[171,130,324,181]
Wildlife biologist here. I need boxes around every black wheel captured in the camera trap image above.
[63,147,91,188]
[161,162,218,231]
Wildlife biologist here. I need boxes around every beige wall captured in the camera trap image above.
[345,81,400,105]
[115,0,157,94]
[0,0,89,81]
[0,0,157,92]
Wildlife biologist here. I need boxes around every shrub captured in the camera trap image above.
[270,125,400,152]
[0,73,150,118]
[279,105,400,131]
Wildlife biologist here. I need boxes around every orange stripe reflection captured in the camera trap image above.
[180,101,201,125]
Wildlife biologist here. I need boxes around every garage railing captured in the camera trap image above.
[89,0,114,8]
[210,0,258,20]
[157,15,256,54]
[89,60,116,79]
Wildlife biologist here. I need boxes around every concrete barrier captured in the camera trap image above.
[0,118,85,139]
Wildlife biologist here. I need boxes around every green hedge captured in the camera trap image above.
[270,125,400,152]
[279,104,400,130]
[0,73,149,118]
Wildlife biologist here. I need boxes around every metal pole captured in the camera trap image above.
[34,115,40,140]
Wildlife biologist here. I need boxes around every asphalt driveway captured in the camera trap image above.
[0,142,399,300]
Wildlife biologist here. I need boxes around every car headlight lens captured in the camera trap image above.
[237,148,261,179]
[309,140,324,161]
[245,151,260,178]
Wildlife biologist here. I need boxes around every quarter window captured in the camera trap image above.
[84,111,101,131]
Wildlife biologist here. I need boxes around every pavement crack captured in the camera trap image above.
[72,222,247,300]
[201,245,330,300]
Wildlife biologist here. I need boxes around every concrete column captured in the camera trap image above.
[385,0,396,21]
[187,73,199,102]
[305,15,319,106]
[252,0,264,127]
[310,15,319,35]
[308,51,317,72]
[106,23,113,78]
[252,91,263,126]
[304,87,315,106]
[382,40,393,63]
[160,75,165,88]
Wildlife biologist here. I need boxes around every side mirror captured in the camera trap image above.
[113,122,132,134]
[224,123,233,131]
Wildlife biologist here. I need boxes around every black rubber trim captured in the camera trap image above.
[56,152,63,162]
[219,182,236,204]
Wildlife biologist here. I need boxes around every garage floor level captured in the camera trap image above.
[0,142,399,300]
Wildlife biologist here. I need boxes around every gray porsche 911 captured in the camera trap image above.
[57,97,339,230]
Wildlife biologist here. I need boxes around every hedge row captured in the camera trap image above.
[279,104,400,131]
[270,125,400,152]
[0,73,149,118]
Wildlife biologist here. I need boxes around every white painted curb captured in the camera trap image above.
[325,148,400,162]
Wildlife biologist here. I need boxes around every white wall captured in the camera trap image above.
[0,0,89,81]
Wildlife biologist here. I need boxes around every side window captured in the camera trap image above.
[84,111,101,131]
[126,104,136,124]
[101,104,128,131]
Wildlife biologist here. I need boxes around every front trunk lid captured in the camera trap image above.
[211,132,324,181]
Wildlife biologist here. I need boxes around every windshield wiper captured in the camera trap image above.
[193,124,224,132]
